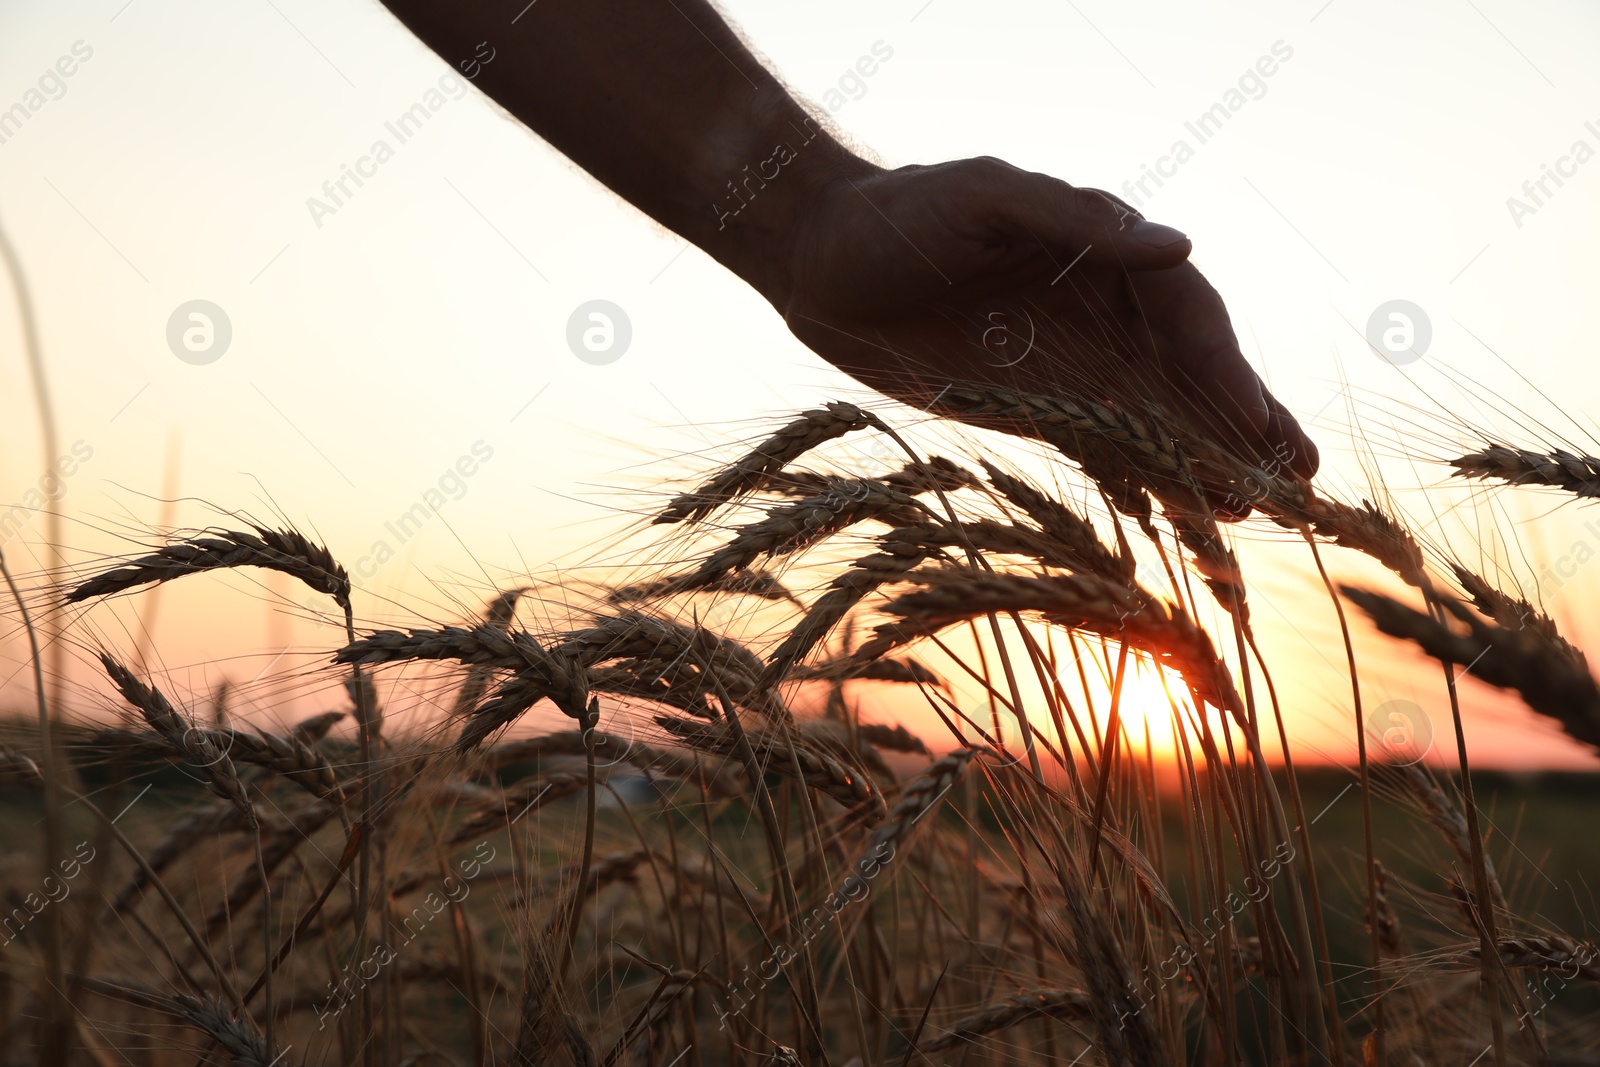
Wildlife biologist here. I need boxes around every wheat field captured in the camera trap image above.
[2,391,1598,1066]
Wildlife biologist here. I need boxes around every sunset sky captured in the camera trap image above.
[2,0,1599,767]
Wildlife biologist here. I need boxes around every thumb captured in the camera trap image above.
[991,170,1192,271]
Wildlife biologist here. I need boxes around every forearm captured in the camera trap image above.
[376,0,875,303]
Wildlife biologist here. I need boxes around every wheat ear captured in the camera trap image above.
[654,401,882,524]
[69,525,350,610]
[1345,586,1600,753]
[923,988,1094,1051]
[1452,444,1600,499]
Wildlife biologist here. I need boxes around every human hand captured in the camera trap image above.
[762,156,1318,500]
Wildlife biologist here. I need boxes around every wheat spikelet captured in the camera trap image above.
[832,748,972,903]
[481,729,745,798]
[771,456,977,499]
[855,722,929,755]
[1397,763,1508,915]
[100,654,256,825]
[1171,513,1248,617]
[1345,586,1600,753]
[1370,859,1403,956]
[761,525,946,685]
[0,741,42,787]
[923,987,1095,1051]
[171,993,279,1066]
[556,611,766,682]
[654,401,882,524]
[651,478,933,606]
[289,709,345,742]
[448,770,591,845]
[106,801,257,916]
[1456,935,1600,982]
[1452,444,1600,499]
[609,568,798,606]
[68,525,351,610]
[981,461,1128,578]
[1450,565,1586,671]
[95,725,343,802]
[540,848,650,901]
[946,386,1446,597]
[874,570,1242,715]
[340,626,593,749]
[1311,500,1428,587]
[656,716,885,820]
[451,588,529,716]
[791,655,943,687]
[204,796,339,935]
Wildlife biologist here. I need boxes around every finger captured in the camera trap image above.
[1130,268,1274,447]
[1261,391,1320,478]
[977,164,1193,272]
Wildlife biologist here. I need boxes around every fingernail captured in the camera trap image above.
[1131,220,1188,248]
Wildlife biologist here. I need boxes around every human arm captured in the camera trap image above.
[375,0,1318,485]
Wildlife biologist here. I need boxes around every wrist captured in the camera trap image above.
[687,97,880,309]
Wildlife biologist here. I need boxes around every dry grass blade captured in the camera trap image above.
[924,988,1094,1051]
[1344,586,1600,753]
[1452,444,1600,499]
[68,525,351,610]
[654,401,881,524]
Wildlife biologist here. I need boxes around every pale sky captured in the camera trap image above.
[2,0,1599,766]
